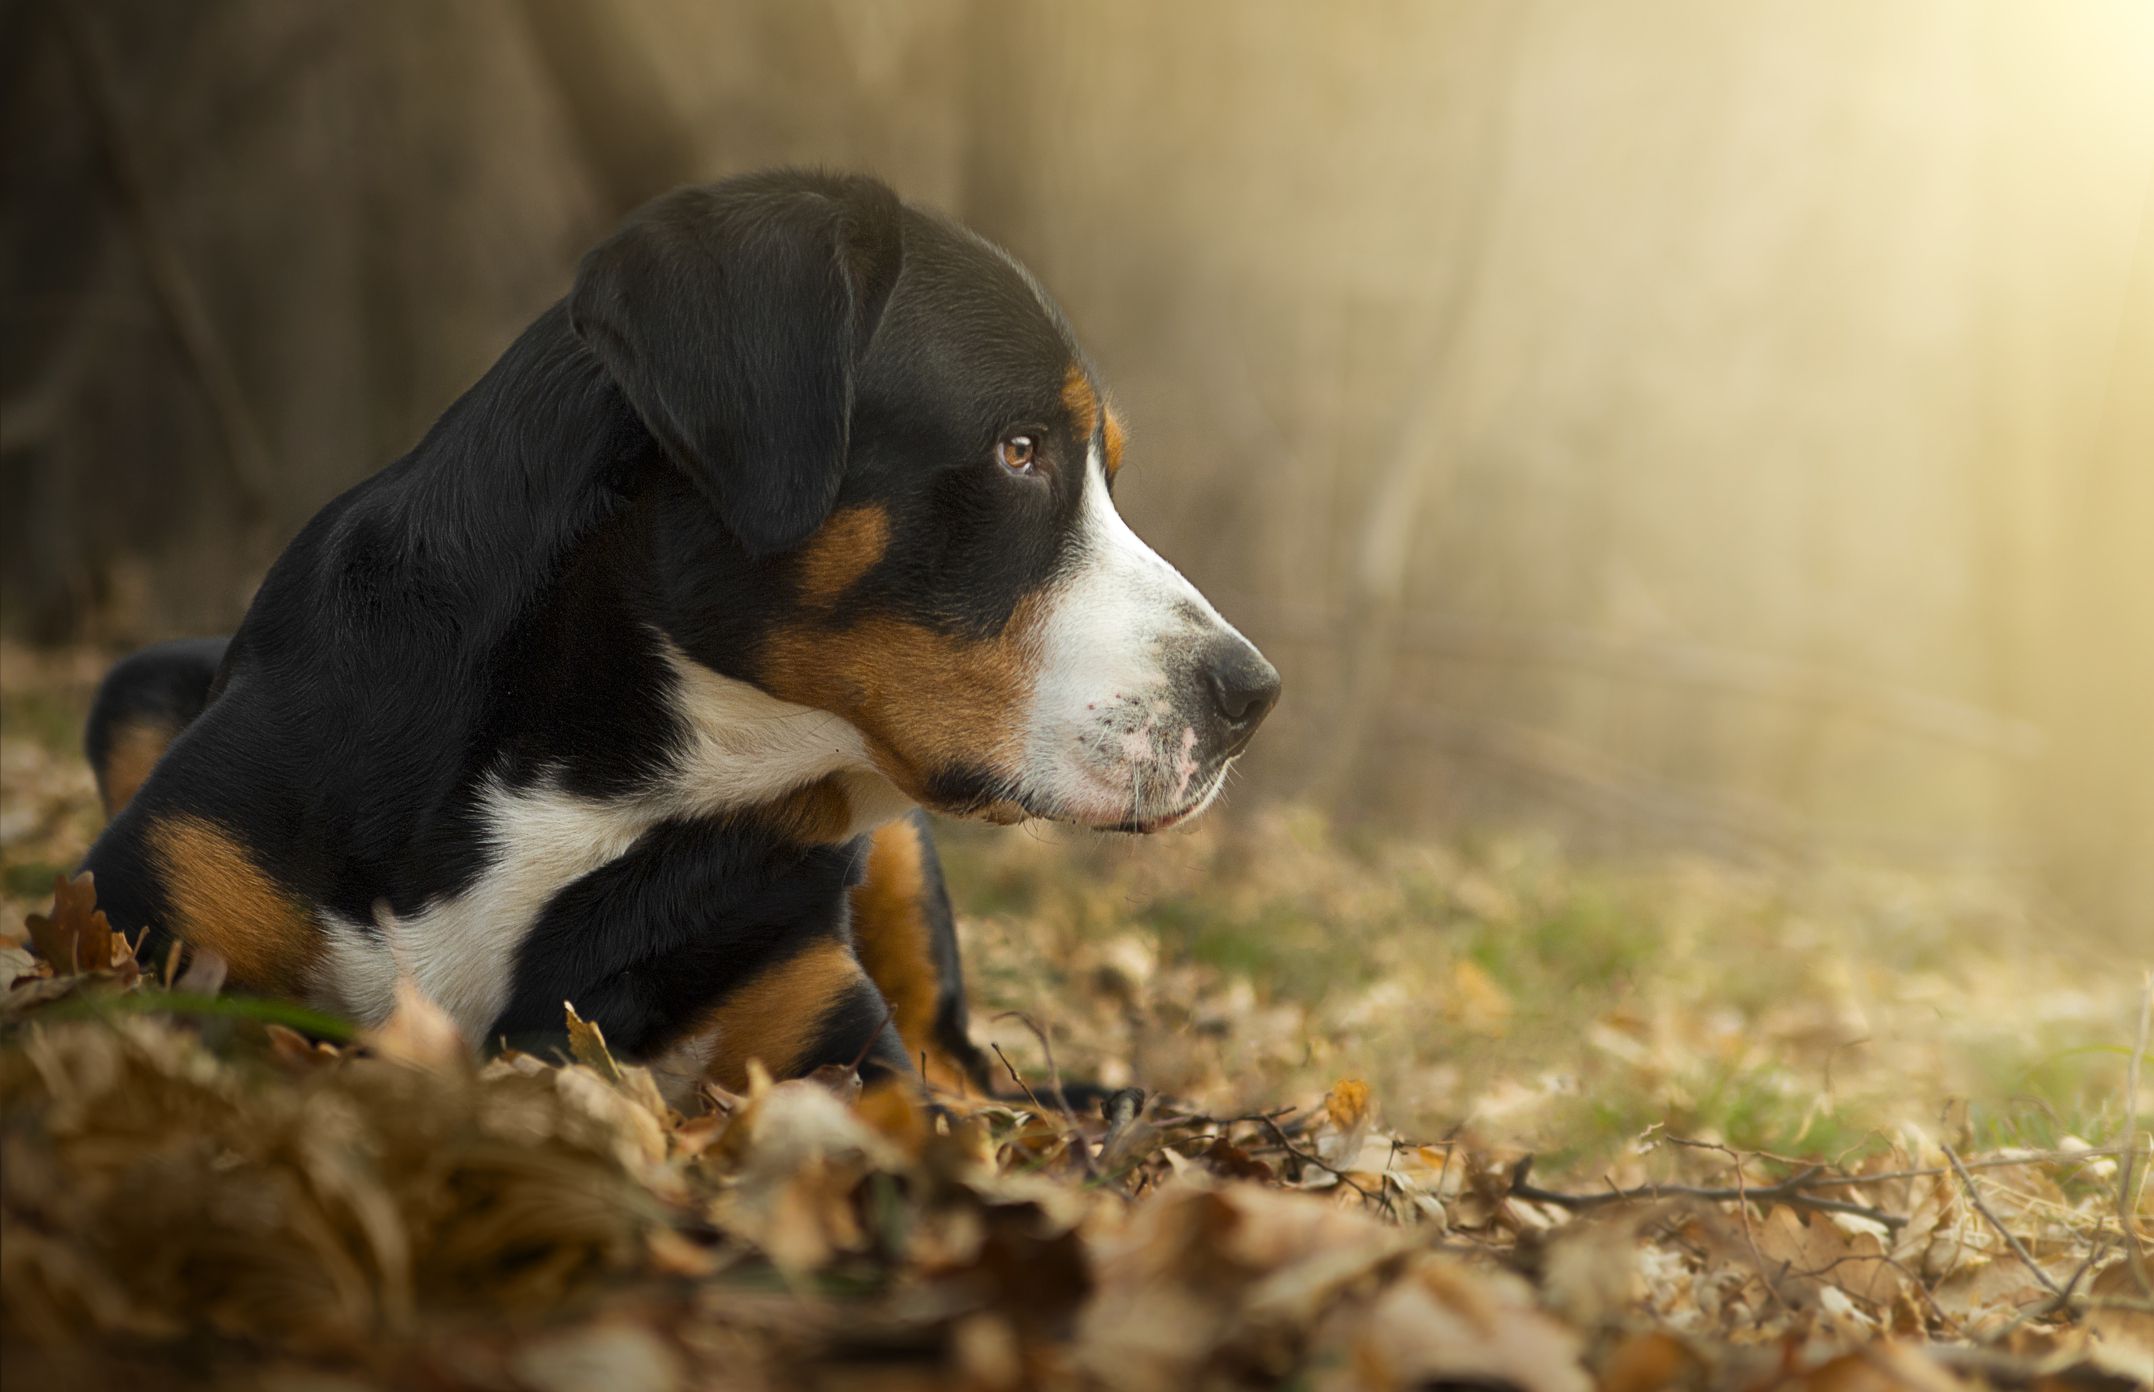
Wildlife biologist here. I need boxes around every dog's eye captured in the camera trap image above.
[995,434,1038,474]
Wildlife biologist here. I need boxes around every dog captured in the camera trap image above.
[77,169,1280,1094]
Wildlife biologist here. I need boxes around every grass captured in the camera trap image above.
[932,811,2136,1181]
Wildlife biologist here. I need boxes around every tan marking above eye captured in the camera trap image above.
[1062,364,1099,437]
[1060,362,1126,479]
[795,505,891,606]
[148,813,320,995]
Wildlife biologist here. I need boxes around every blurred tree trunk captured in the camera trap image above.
[0,0,603,641]
[2027,226,2154,932]
[518,0,697,219]
[1974,2,2154,935]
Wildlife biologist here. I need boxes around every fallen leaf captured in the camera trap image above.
[360,976,465,1071]
[565,1000,624,1081]
[509,1322,681,1392]
[1315,1252,1592,1392]
[1596,1330,1707,1392]
[23,872,126,978]
[2084,1261,2154,1385]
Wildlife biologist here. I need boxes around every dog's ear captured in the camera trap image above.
[570,172,903,556]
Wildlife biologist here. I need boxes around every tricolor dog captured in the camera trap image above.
[78,170,1279,1093]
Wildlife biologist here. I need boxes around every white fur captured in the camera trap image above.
[1019,445,1254,827]
[311,644,905,1038]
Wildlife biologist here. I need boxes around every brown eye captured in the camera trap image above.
[995,434,1038,474]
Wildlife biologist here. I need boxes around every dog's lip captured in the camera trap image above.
[1089,763,1231,835]
[1124,804,1198,834]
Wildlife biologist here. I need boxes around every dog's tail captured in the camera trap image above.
[85,637,231,817]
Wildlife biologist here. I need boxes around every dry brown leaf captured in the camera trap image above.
[1534,1211,1651,1332]
[1765,1342,1966,1392]
[2083,1261,2154,1385]
[1314,1253,1592,1392]
[554,1064,669,1173]
[1202,1136,1276,1182]
[263,1022,341,1070]
[1323,1077,1373,1131]
[360,976,465,1071]
[565,1000,623,1081]
[1755,1206,1907,1311]
[1596,1330,1708,1392]
[1317,1077,1376,1168]
[0,935,43,989]
[22,871,126,978]
[855,1079,929,1159]
[508,1321,682,1392]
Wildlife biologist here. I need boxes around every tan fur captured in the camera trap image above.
[795,504,891,606]
[848,818,939,1053]
[1103,411,1127,479]
[147,814,319,994]
[756,776,857,845]
[1061,364,1126,479]
[757,593,1046,813]
[97,719,176,817]
[704,939,865,1090]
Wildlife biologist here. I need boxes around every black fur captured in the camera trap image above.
[78,169,1111,1078]
[570,172,903,557]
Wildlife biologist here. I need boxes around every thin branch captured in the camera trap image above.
[990,1009,1078,1124]
[1943,1144,2063,1299]
[1246,1112,1395,1218]
[844,995,897,1074]
[1509,1157,1908,1231]
[1986,1235,2109,1341]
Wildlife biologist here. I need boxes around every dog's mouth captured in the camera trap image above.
[1059,759,1234,836]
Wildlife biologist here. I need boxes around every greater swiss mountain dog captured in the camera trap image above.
[77,169,1280,1095]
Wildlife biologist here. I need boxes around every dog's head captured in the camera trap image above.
[571,170,1278,832]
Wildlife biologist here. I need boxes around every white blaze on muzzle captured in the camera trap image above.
[1020,446,1258,829]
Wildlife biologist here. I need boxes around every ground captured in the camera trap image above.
[2,642,2148,1390]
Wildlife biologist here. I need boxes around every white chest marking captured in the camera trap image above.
[312,649,908,1040]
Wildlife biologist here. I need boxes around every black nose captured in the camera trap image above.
[1202,638,1281,753]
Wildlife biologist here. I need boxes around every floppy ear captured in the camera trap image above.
[569,172,903,555]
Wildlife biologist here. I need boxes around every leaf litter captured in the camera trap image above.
[1,646,2149,1390]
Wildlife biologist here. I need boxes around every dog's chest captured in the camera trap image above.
[310,665,906,1040]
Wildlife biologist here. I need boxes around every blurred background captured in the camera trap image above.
[4,0,2150,936]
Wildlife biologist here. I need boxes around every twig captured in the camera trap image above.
[845,995,897,1074]
[1721,1143,1792,1320]
[2120,970,2152,1299]
[988,1041,1055,1125]
[1987,1235,2109,1341]
[1248,1112,1396,1218]
[1510,1158,1909,1230]
[1943,1144,2062,1298]
[990,1010,1077,1124]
